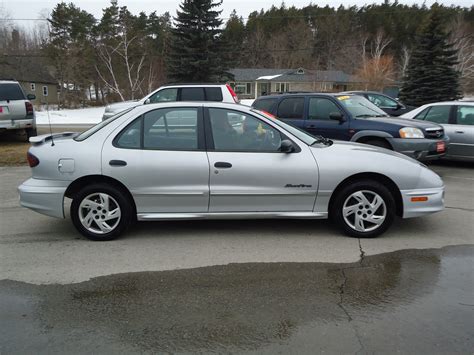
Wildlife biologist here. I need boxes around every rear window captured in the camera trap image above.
[277,97,305,119]
[253,98,278,113]
[205,87,223,101]
[0,83,25,101]
[181,88,205,101]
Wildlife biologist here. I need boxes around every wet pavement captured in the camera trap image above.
[1,245,473,354]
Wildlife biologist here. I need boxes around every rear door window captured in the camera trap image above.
[277,97,305,119]
[0,83,26,101]
[456,106,474,126]
[204,88,223,101]
[180,88,205,101]
[253,98,278,113]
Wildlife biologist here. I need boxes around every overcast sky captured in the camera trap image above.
[2,0,472,22]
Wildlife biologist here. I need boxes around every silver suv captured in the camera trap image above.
[0,80,37,139]
[102,84,240,120]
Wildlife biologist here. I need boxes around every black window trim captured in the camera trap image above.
[113,106,205,151]
[276,96,306,120]
[203,107,301,153]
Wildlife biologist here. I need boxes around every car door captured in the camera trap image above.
[304,96,350,140]
[275,96,306,129]
[102,106,210,214]
[205,107,318,212]
[450,105,474,159]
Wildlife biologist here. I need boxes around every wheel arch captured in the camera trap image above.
[64,175,137,216]
[328,172,403,217]
[351,130,393,146]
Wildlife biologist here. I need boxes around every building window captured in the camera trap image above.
[275,83,290,92]
[30,83,36,91]
[234,82,252,95]
[42,86,48,97]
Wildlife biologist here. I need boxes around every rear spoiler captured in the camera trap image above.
[29,132,78,145]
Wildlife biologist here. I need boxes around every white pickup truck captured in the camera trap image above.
[0,80,37,140]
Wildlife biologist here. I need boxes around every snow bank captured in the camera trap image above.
[35,107,105,125]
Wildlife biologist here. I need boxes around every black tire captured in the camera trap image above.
[25,127,37,140]
[70,183,133,241]
[364,139,391,150]
[330,180,396,238]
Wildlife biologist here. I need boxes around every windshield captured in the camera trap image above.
[75,107,135,141]
[252,109,319,145]
[336,95,388,117]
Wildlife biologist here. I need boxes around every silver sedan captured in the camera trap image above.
[19,103,445,241]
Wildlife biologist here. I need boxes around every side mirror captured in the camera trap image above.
[396,102,405,110]
[329,111,344,121]
[144,98,151,104]
[280,139,295,153]
[27,94,36,100]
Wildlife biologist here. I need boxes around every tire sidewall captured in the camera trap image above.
[331,180,396,238]
[71,184,132,241]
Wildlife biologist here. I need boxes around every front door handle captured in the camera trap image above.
[109,160,127,167]
[455,130,464,134]
[214,162,232,168]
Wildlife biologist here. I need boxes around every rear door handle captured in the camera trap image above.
[455,130,464,134]
[214,162,232,168]
[109,160,127,167]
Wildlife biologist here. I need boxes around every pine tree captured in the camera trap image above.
[399,6,462,106]
[167,0,232,82]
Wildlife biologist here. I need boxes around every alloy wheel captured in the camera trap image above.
[342,190,387,233]
[78,193,121,234]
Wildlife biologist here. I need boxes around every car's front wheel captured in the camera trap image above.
[331,180,396,238]
[71,184,133,241]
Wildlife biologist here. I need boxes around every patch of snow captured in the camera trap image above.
[35,107,105,125]
[256,74,283,80]
[240,99,255,106]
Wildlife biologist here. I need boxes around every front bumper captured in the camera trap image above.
[18,178,69,218]
[388,137,449,161]
[0,118,35,130]
[401,186,445,218]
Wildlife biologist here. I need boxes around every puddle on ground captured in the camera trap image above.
[1,245,473,354]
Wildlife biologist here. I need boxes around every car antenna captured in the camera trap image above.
[46,100,55,146]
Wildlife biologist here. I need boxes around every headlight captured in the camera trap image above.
[399,127,424,138]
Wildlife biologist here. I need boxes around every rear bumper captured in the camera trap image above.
[401,186,445,218]
[0,118,35,130]
[18,178,69,218]
[388,137,449,161]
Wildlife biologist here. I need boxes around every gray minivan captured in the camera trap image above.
[0,80,37,140]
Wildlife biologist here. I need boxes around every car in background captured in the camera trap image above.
[341,91,415,116]
[102,83,240,120]
[19,102,444,241]
[252,93,448,161]
[0,80,37,140]
[401,102,474,161]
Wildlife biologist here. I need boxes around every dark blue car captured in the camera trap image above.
[252,93,448,161]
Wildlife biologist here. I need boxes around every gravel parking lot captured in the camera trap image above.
[0,161,473,353]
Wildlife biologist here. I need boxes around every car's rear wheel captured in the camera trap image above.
[25,127,37,140]
[331,180,395,238]
[71,184,132,241]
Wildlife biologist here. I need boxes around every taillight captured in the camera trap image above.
[25,101,34,116]
[226,84,240,103]
[27,152,40,167]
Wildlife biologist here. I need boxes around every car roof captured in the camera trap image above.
[131,102,250,115]
[256,92,352,100]
[420,101,474,107]
[161,83,227,87]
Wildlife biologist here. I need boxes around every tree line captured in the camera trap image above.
[0,0,472,106]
